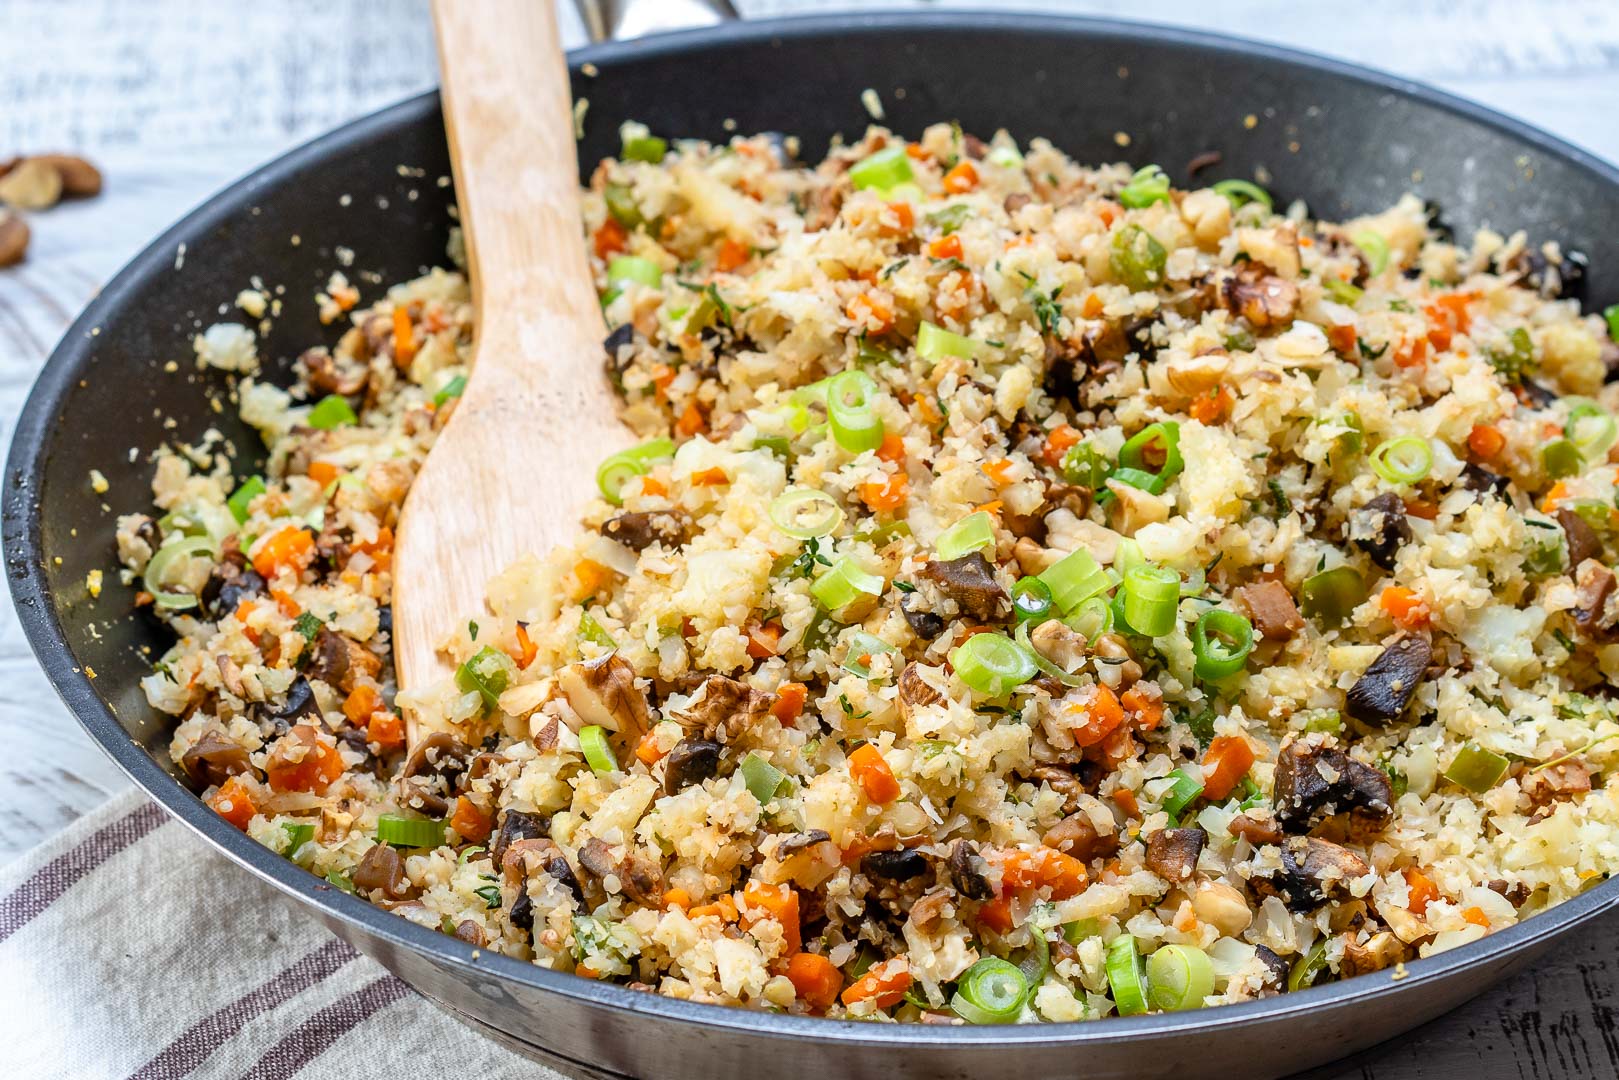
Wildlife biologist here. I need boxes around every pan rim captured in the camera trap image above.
[7,7,1619,1052]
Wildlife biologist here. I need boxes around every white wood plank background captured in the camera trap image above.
[1,2,1617,1077]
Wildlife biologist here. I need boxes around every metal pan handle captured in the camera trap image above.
[572,0,739,43]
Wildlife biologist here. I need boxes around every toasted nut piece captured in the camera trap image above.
[1029,618,1086,674]
[1159,350,1231,398]
[0,157,62,210]
[31,154,102,198]
[1180,187,1232,248]
[1192,880,1253,935]
[0,211,28,267]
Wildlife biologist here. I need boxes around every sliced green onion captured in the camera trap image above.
[1061,442,1110,488]
[1211,179,1273,211]
[1303,710,1343,734]
[1160,766,1205,818]
[1106,935,1149,1017]
[917,320,977,362]
[1118,164,1170,209]
[1011,576,1054,625]
[810,557,884,615]
[1444,743,1509,793]
[951,957,1029,1024]
[826,369,884,453]
[841,631,896,678]
[1542,437,1583,479]
[607,255,662,289]
[1147,944,1214,1011]
[1109,224,1167,292]
[1039,547,1111,614]
[1015,619,1083,686]
[753,434,791,459]
[987,143,1024,169]
[1352,229,1390,275]
[1062,917,1100,945]
[144,535,216,611]
[1119,422,1184,482]
[1108,466,1167,495]
[1566,400,1617,460]
[1066,595,1114,639]
[307,394,358,430]
[1114,538,1145,577]
[580,725,618,775]
[1323,278,1364,306]
[1369,436,1433,485]
[280,821,315,857]
[1605,304,1619,343]
[376,815,446,849]
[620,122,667,164]
[740,753,786,804]
[1015,930,1051,986]
[1121,564,1180,637]
[604,182,641,227]
[579,611,616,649]
[454,646,514,713]
[849,145,915,192]
[1192,608,1255,681]
[595,438,675,507]
[325,869,356,893]
[432,374,468,409]
[935,510,995,561]
[1300,565,1367,626]
[950,633,1037,697]
[1333,411,1365,456]
[770,487,845,540]
[227,476,266,525]
[1288,936,1330,991]
[925,203,972,234]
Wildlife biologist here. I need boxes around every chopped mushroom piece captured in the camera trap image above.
[1523,757,1592,808]
[1572,559,1616,633]
[352,844,410,898]
[1251,836,1370,912]
[1555,508,1602,570]
[662,736,723,794]
[948,839,995,899]
[602,510,690,552]
[558,653,651,735]
[1349,492,1412,572]
[917,552,1007,621]
[1043,811,1119,862]
[1145,828,1205,883]
[1234,580,1304,641]
[1271,739,1394,835]
[180,731,253,788]
[1344,633,1432,726]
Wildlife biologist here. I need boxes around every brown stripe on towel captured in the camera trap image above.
[237,975,413,1080]
[128,937,361,1080]
[0,801,166,943]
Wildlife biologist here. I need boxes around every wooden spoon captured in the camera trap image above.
[394,0,629,746]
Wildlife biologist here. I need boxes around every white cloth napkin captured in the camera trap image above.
[0,790,558,1080]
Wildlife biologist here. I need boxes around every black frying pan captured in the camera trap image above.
[7,12,1619,1080]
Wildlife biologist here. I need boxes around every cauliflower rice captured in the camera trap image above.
[119,122,1619,1023]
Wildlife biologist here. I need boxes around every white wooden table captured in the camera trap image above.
[2,2,1617,1076]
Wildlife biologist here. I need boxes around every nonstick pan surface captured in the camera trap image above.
[8,12,1619,1080]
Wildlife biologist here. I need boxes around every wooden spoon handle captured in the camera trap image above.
[395,0,627,743]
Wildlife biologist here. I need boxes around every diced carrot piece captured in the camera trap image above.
[265,724,345,794]
[786,952,844,1011]
[1468,424,1505,459]
[675,401,706,437]
[840,958,911,1009]
[741,879,801,955]
[1201,735,1256,801]
[1380,586,1430,629]
[594,218,628,258]
[1462,906,1490,928]
[450,796,492,844]
[1402,497,1438,521]
[208,776,257,830]
[1540,480,1571,513]
[688,894,739,921]
[715,237,750,272]
[1404,867,1440,915]
[367,711,405,753]
[343,684,380,726]
[1096,203,1119,227]
[572,558,613,602]
[746,622,782,659]
[393,305,417,367]
[512,622,538,669]
[271,588,301,618]
[1327,322,1358,356]
[1120,685,1163,731]
[1069,685,1125,747]
[636,732,665,766]
[690,466,730,486]
[638,476,668,498]
[981,458,1015,485]
[1081,292,1105,319]
[251,526,316,579]
[1000,846,1088,900]
[876,431,906,463]
[1433,292,1474,333]
[1042,424,1080,466]
[1394,336,1429,369]
[859,471,909,512]
[846,292,894,334]
[663,887,692,910]
[943,161,979,194]
[927,234,963,260]
[575,964,600,979]
[882,201,914,234]
[1112,788,1140,818]
[773,682,808,724]
[977,894,1015,933]
[308,460,340,486]
[848,743,901,804]
[905,143,927,160]
[650,363,676,399]
[1099,724,1136,769]
[973,499,1003,516]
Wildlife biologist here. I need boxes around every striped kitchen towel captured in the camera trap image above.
[0,791,567,1080]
